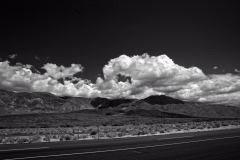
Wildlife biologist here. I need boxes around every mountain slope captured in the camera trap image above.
[155,103,240,118]
[0,89,93,115]
[90,97,135,109]
[1,89,240,119]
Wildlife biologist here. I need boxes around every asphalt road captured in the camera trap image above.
[1,128,240,160]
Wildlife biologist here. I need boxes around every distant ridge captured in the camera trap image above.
[143,95,184,105]
[1,89,240,118]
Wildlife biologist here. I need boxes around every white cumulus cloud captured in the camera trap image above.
[97,54,240,106]
[98,54,206,98]
[42,63,84,79]
[0,61,99,97]
[1,54,240,106]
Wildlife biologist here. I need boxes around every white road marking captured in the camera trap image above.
[3,135,240,160]
[157,135,195,140]
[132,150,142,154]
[0,147,49,152]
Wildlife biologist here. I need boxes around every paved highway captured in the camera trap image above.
[1,128,240,160]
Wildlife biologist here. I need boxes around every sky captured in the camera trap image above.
[0,0,240,106]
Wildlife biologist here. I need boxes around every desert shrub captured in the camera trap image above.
[65,135,71,141]
[30,135,42,143]
[43,136,50,142]
[106,132,117,138]
[159,129,165,133]
[90,131,97,136]
[52,135,58,139]
[206,124,211,128]
[3,137,15,144]
[18,137,30,144]
[196,124,205,129]
[189,125,196,129]
[221,121,228,126]
[214,123,221,128]
[78,134,88,139]
[59,136,65,141]
[137,131,146,135]
[0,137,3,143]
[72,134,79,140]
[59,134,73,141]
[210,121,220,128]
[176,128,181,131]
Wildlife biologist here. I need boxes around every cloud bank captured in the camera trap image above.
[0,54,240,106]
[0,61,99,97]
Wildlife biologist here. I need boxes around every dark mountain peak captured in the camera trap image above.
[90,97,108,107]
[90,97,134,109]
[60,96,72,100]
[143,95,184,105]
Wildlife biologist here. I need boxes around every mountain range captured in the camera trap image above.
[1,89,240,118]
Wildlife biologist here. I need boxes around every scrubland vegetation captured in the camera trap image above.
[1,113,240,144]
